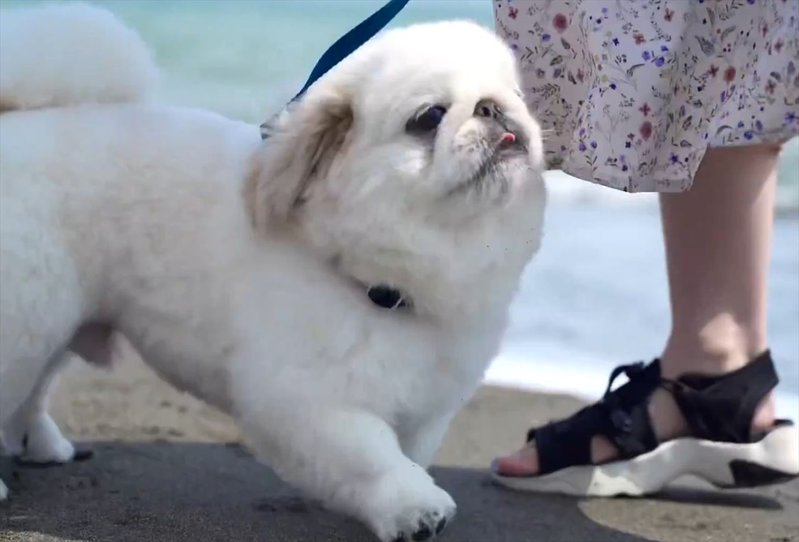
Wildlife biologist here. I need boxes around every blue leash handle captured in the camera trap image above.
[262,0,410,139]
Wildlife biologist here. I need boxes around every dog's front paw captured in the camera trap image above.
[365,467,456,542]
[387,499,453,542]
[0,478,8,501]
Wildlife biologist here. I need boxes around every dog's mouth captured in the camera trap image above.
[448,134,527,198]
[456,152,501,193]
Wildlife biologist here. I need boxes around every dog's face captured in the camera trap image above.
[249,21,545,308]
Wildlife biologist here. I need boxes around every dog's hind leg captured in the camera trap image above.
[0,209,93,496]
[1,350,73,501]
[2,350,77,464]
[2,324,115,465]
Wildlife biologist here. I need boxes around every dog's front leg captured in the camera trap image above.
[241,407,456,542]
[398,413,456,470]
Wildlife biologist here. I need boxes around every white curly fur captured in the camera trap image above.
[0,2,157,111]
[0,4,546,540]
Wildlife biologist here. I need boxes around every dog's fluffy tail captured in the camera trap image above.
[0,2,158,113]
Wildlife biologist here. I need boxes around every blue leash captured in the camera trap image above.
[262,0,410,140]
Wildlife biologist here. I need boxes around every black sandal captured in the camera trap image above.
[492,350,799,496]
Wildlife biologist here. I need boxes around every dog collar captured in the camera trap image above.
[265,0,412,313]
[366,284,410,311]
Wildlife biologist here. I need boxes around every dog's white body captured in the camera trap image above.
[0,4,545,539]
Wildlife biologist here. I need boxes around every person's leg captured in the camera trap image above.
[495,143,782,475]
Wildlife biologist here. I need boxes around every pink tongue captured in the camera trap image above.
[501,132,516,145]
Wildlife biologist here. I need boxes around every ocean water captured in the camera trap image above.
[3,1,797,416]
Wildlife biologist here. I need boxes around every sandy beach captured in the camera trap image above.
[2,351,797,542]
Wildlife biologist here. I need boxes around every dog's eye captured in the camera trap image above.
[406,105,447,134]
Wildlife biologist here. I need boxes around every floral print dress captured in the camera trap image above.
[494,0,799,192]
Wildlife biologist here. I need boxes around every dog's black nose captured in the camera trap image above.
[474,99,503,119]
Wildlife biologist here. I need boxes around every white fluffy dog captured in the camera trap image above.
[0,4,545,540]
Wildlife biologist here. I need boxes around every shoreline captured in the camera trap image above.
[2,354,798,542]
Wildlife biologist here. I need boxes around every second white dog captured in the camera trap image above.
[0,4,546,540]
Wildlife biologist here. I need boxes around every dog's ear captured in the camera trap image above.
[246,86,354,230]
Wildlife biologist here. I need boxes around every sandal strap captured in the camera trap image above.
[524,351,780,476]
[667,349,778,443]
[528,360,661,475]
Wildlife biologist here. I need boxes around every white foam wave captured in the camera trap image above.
[545,136,799,213]
[544,171,657,207]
